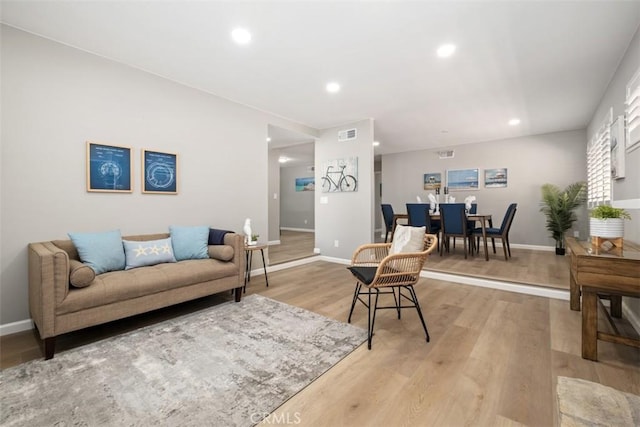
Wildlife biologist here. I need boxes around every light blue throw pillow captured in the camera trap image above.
[169,225,210,261]
[122,238,177,270]
[68,229,125,275]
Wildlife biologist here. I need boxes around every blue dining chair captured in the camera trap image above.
[439,203,474,258]
[381,204,395,243]
[472,203,517,260]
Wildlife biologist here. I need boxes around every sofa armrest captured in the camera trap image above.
[28,242,70,338]
[223,233,246,287]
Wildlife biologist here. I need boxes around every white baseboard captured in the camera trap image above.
[280,227,314,233]
[0,319,33,336]
[268,240,281,246]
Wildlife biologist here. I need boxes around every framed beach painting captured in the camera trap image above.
[86,141,132,193]
[423,173,442,190]
[446,168,479,191]
[142,149,178,194]
[484,168,508,188]
[295,177,315,191]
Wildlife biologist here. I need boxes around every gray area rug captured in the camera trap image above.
[1,294,366,426]
[557,376,640,426]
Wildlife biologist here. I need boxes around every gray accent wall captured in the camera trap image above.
[381,129,588,247]
[0,26,315,325]
[279,164,315,231]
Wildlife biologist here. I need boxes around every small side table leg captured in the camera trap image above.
[582,288,598,361]
[260,248,269,287]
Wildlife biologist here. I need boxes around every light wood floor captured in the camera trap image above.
[268,229,317,265]
[2,261,638,426]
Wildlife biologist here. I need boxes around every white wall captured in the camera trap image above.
[315,119,375,258]
[0,26,312,325]
[279,164,315,231]
[381,129,588,247]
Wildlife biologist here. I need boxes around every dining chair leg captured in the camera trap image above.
[393,287,401,319]
[491,237,497,254]
[501,237,509,260]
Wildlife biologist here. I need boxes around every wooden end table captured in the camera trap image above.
[244,243,269,292]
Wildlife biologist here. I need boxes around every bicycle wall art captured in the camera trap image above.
[320,157,358,193]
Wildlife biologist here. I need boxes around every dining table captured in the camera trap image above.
[429,212,493,261]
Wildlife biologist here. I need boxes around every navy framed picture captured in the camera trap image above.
[142,149,178,194]
[86,141,133,193]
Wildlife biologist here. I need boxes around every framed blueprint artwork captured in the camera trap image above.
[86,141,132,193]
[142,149,178,194]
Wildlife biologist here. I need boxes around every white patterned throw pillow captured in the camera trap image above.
[389,225,426,255]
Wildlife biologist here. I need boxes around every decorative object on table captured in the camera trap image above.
[142,149,178,194]
[539,182,587,255]
[86,141,132,193]
[251,234,260,243]
[589,205,630,248]
[428,193,439,214]
[464,195,476,212]
[444,186,450,203]
[423,172,442,190]
[446,169,479,191]
[320,157,358,192]
[0,294,366,427]
[416,195,423,202]
[243,218,256,245]
[295,177,315,191]
[484,168,508,188]
[610,116,625,179]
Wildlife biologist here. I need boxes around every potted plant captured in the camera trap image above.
[540,182,587,255]
[590,205,630,240]
[250,234,260,245]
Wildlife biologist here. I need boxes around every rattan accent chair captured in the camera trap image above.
[347,232,438,349]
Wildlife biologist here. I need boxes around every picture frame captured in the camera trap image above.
[446,168,479,191]
[86,141,132,193]
[423,173,442,190]
[320,157,358,193]
[484,168,508,188]
[295,177,315,191]
[610,115,625,179]
[142,149,178,194]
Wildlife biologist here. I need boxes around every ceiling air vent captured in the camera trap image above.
[338,128,357,142]
[438,150,455,159]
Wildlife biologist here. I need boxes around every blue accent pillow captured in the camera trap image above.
[122,238,177,270]
[169,225,210,261]
[208,228,232,245]
[68,230,126,275]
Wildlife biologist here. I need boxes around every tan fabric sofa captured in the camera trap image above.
[28,232,245,359]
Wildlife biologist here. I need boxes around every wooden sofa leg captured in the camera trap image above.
[234,287,242,302]
[44,337,56,360]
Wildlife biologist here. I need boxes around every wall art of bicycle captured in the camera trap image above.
[320,157,358,193]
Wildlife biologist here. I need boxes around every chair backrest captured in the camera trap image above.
[381,204,394,231]
[440,203,468,235]
[406,203,429,227]
[499,203,518,233]
[468,203,477,214]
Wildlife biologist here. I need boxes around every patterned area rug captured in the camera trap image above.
[557,376,640,426]
[1,295,366,426]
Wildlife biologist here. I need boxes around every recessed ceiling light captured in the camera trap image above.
[373,141,380,147]
[326,82,341,93]
[278,156,289,163]
[437,44,456,58]
[266,137,271,142]
[231,28,251,45]
[508,118,521,126]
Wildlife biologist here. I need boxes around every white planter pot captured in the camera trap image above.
[590,218,624,239]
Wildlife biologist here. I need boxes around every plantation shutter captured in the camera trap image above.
[587,108,612,207]
[626,67,640,151]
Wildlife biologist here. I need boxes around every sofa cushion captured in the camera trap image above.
[123,237,177,270]
[208,228,232,245]
[69,260,96,288]
[208,245,234,261]
[68,230,125,274]
[169,225,209,261]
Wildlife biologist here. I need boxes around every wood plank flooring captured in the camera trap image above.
[268,230,317,265]
[2,247,638,425]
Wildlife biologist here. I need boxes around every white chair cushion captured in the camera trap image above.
[389,225,425,255]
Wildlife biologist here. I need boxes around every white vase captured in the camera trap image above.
[590,218,624,239]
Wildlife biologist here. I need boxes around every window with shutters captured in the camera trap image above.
[626,66,640,152]
[587,108,612,207]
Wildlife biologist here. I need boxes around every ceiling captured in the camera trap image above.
[2,1,640,159]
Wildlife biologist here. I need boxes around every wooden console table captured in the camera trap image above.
[565,237,640,361]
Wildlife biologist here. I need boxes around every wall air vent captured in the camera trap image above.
[338,128,357,141]
[438,150,455,159]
